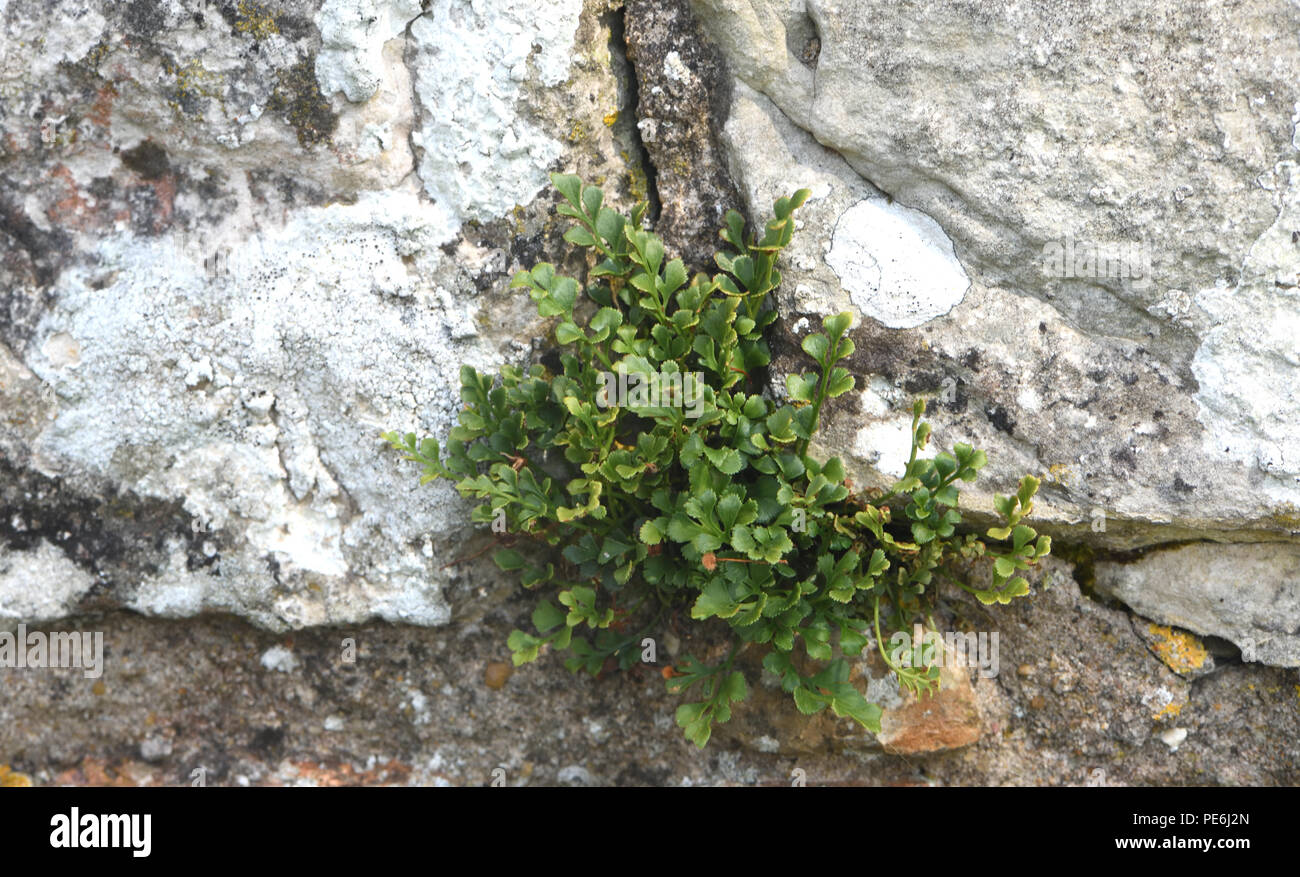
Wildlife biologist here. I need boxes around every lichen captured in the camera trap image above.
[1153,700,1184,721]
[566,119,588,144]
[1266,503,1300,531]
[0,765,33,787]
[234,1,280,40]
[266,55,338,148]
[162,57,225,118]
[1147,623,1209,676]
[620,150,649,204]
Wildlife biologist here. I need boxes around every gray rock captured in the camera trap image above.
[695,0,1300,552]
[2,0,1299,781]
[2,566,1295,786]
[1096,543,1300,666]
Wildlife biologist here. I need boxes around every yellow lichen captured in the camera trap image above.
[621,152,648,204]
[603,111,619,127]
[1153,701,1183,721]
[1147,623,1209,675]
[1043,463,1075,487]
[163,58,225,116]
[0,765,32,787]
[235,1,279,39]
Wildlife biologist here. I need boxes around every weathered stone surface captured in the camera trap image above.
[1096,543,1300,667]
[876,666,982,755]
[695,0,1300,554]
[625,0,741,269]
[3,555,1296,786]
[696,0,1300,666]
[407,0,586,229]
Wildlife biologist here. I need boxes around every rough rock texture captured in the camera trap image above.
[624,0,741,269]
[1096,543,1300,666]
[3,556,1297,786]
[0,0,644,631]
[2,0,1299,784]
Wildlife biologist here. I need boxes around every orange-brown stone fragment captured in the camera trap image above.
[484,661,513,690]
[876,667,983,755]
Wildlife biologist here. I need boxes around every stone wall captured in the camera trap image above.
[1,0,1297,785]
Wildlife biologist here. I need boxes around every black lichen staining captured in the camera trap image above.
[1109,444,1137,471]
[120,139,172,180]
[123,0,167,39]
[903,371,942,394]
[0,184,72,289]
[0,458,218,599]
[247,168,330,209]
[986,403,1016,435]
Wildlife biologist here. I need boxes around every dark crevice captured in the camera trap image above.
[610,4,661,223]
[402,4,433,199]
[623,0,742,270]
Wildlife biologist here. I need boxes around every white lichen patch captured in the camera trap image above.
[0,2,105,83]
[26,190,506,631]
[316,0,424,103]
[260,645,300,673]
[407,0,584,226]
[1191,151,1300,502]
[0,540,96,631]
[827,198,971,329]
[852,415,916,479]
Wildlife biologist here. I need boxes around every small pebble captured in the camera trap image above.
[558,765,594,786]
[260,645,299,673]
[1159,727,1188,751]
[140,735,172,762]
[484,661,512,690]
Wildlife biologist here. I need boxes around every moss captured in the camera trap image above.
[1265,503,1300,530]
[620,151,649,204]
[1053,540,1098,593]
